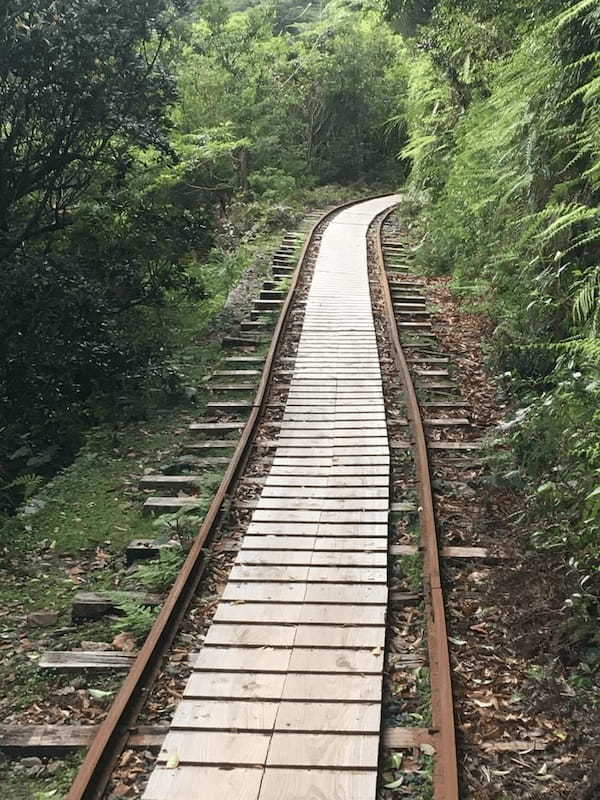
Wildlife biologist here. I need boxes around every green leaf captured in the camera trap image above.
[384,777,405,789]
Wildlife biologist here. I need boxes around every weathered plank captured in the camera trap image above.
[39,651,136,670]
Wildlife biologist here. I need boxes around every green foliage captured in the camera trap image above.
[0,0,176,254]
[399,0,600,588]
[134,547,185,591]
[113,597,159,639]
[174,0,408,187]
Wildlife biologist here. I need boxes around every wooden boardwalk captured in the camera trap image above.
[143,196,401,800]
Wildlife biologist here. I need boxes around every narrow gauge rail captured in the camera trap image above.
[59,195,462,800]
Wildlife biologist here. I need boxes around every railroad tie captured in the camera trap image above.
[142,195,401,800]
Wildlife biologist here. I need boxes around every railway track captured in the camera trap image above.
[2,194,506,799]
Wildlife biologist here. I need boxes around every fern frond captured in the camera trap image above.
[573,267,600,326]
[554,0,600,31]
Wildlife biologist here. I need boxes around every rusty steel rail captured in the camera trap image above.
[66,194,391,800]
[375,208,459,800]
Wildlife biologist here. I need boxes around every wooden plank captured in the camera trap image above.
[303,583,387,604]
[288,648,384,673]
[229,564,387,583]
[143,496,203,512]
[229,565,309,582]
[223,582,307,602]
[209,383,256,391]
[266,733,379,768]
[429,440,482,450]
[144,766,262,800]
[383,727,438,749]
[214,603,386,625]
[253,498,388,512]
[242,536,387,551]
[172,700,278,731]
[182,440,236,449]
[271,442,389,454]
[0,724,167,753]
[39,651,135,670]
[0,725,100,752]
[157,730,270,765]
[235,550,387,567]
[72,590,160,620]
[251,510,388,524]
[192,647,291,672]
[204,624,297,647]
[271,459,390,470]
[425,418,469,426]
[274,702,380,733]
[482,740,550,753]
[267,466,389,477]
[263,475,388,486]
[258,769,376,800]
[184,671,286,700]
[138,474,204,490]
[294,625,385,648]
[390,544,419,556]
[246,522,388,536]
[282,673,381,701]
[260,486,388,498]
[307,566,387,583]
[276,422,387,432]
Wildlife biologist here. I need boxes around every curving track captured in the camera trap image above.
[142,196,400,799]
[62,195,463,800]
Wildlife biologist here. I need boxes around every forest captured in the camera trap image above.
[2,0,600,792]
[0,0,600,800]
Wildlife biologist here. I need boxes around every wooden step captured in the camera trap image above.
[162,456,231,469]
[425,418,469,427]
[390,502,418,513]
[212,370,260,379]
[224,356,265,364]
[422,401,471,409]
[415,369,449,377]
[182,441,236,453]
[39,651,136,671]
[143,496,204,513]
[254,299,283,310]
[407,357,449,364]
[241,320,271,332]
[188,422,245,435]
[390,544,506,561]
[139,474,204,490]
[72,591,161,620]
[222,335,261,347]
[0,724,167,753]
[126,539,176,564]
[208,383,256,392]
[429,440,483,450]
[205,401,254,413]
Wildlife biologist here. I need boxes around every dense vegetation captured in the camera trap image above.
[393,0,600,619]
[0,0,406,512]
